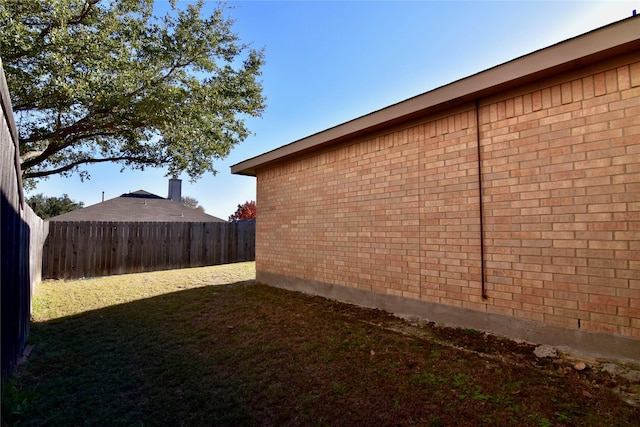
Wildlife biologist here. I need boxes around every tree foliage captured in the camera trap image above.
[27,193,84,219]
[181,196,204,213]
[228,200,255,221]
[0,0,265,184]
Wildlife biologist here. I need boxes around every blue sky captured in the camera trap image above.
[25,0,639,220]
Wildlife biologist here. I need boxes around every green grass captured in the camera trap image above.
[3,261,639,426]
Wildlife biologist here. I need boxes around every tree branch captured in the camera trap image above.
[23,155,160,179]
[20,150,45,163]
[21,125,126,170]
[69,0,100,25]
[39,0,100,39]
[21,141,61,170]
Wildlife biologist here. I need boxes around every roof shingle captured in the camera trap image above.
[48,190,226,222]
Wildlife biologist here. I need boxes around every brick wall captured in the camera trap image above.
[480,58,640,338]
[256,55,640,341]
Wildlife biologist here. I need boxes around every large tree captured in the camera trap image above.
[0,0,265,184]
[27,193,84,219]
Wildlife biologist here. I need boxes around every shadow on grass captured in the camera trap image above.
[9,282,640,426]
[18,282,263,426]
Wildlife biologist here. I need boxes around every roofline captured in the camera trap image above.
[231,16,640,177]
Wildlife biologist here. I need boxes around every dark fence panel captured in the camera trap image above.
[1,194,30,391]
[1,58,47,390]
[42,220,256,279]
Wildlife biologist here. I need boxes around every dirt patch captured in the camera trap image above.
[397,319,640,408]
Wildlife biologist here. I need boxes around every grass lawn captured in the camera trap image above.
[3,261,639,426]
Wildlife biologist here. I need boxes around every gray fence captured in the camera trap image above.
[42,220,255,279]
[1,58,48,389]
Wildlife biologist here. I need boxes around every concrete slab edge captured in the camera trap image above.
[258,271,639,362]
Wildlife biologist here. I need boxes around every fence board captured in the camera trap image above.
[76,222,86,278]
[42,220,255,279]
[1,58,48,390]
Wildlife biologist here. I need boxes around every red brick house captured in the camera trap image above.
[232,17,640,359]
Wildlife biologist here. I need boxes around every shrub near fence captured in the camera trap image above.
[43,220,255,279]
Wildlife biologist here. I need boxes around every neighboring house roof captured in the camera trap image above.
[231,16,640,177]
[48,190,226,222]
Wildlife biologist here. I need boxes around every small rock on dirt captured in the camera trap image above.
[534,344,558,359]
[574,361,587,371]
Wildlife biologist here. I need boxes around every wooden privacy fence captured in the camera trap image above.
[1,57,48,389]
[43,220,255,279]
